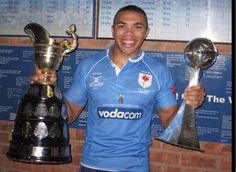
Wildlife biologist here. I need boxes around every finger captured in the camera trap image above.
[185,86,205,97]
[185,93,205,108]
[185,92,205,101]
[35,68,43,74]
[188,84,204,92]
[50,71,57,77]
[50,75,57,82]
[29,75,38,84]
[185,98,203,108]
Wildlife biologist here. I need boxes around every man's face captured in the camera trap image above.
[112,11,149,57]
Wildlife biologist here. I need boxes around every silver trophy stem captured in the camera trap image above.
[157,68,203,151]
[188,68,200,87]
[176,68,201,150]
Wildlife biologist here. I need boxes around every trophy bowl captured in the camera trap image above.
[184,37,218,69]
[34,41,63,85]
[35,42,63,71]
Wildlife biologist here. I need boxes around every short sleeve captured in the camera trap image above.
[155,67,178,108]
[64,60,88,105]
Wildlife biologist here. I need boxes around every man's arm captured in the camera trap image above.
[64,98,84,123]
[157,105,179,129]
[157,84,206,128]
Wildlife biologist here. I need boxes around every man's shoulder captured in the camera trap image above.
[82,49,107,63]
[143,52,168,71]
[77,49,108,72]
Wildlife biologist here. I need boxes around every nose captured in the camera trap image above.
[124,26,134,35]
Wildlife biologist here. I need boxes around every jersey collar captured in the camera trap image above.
[106,45,145,63]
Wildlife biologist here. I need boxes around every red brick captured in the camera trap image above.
[42,164,76,172]
[180,168,201,172]
[150,162,162,172]
[220,157,232,171]
[0,144,9,154]
[0,155,42,172]
[0,132,11,143]
[162,166,181,172]
[201,142,222,155]
[161,142,192,152]
[150,138,161,150]
[0,120,14,132]
[4,169,24,172]
[150,151,180,165]
[221,144,231,155]
[181,154,218,169]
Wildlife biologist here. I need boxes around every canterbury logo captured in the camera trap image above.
[97,107,143,120]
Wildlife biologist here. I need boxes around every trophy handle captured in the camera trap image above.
[24,23,50,44]
[61,24,78,57]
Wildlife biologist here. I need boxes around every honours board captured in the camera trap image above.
[0,0,95,38]
[98,0,231,42]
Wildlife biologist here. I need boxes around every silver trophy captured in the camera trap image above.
[7,23,78,163]
[157,38,218,151]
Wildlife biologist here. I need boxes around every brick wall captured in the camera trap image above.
[0,120,232,172]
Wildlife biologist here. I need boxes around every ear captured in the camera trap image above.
[145,28,150,38]
[111,26,114,37]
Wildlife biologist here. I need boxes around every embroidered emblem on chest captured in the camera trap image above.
[89,73,104,88]
[138,72,153,88]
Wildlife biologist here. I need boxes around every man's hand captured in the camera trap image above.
[30,69,57,84]
[183,84,206,108]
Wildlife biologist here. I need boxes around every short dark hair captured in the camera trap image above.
[113,5,148,28]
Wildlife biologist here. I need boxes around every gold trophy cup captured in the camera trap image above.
[7,23,78,163]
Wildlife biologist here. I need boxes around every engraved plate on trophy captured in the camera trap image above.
[34,122,48,139]
[49,103,60,118]
[21,121,33,138]
[49,123,61,138]
[7,23,78,163]
[35,102,48,118]
[28,85,40,96]
[22,102,33,118]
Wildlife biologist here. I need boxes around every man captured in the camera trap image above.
[31,5,206,172]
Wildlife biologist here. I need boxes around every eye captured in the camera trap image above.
[116,24,124,29]
[134,25,145,30]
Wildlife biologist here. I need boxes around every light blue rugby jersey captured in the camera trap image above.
[65,47,177,172]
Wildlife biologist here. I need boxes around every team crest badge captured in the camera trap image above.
[138,73,152,88]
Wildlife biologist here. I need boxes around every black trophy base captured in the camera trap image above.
[7,83,72,164]
[7,143,71,164]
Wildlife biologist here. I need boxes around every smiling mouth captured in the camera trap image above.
[122,40,135,47]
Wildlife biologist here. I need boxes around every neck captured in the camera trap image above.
[111,47,140,69]
[111,55,129,69]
